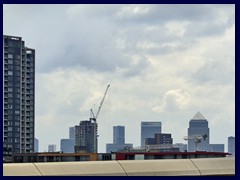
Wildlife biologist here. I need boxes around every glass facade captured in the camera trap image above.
[141,122,161,146]
[228,136,235,155]
[113,126,125,144]
[188,112,210,152]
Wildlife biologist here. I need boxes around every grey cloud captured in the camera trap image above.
[123,56,150,77]
[114,5,226,25]
[191,57,234,85]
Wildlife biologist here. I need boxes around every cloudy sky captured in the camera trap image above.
[3,4,235,152]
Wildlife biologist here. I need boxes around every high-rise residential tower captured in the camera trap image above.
[3,35,35,158]
[141,122,161,146]
[187,111,210,152]
[75,120,98,153]
[228,136,235,155]
[106,126,133,153]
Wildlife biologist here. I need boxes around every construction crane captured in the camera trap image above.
[183,134,208,151]
[90,84,110,123]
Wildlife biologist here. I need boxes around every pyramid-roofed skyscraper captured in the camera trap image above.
[187,111,210,152]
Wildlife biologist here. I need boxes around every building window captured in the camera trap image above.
[8,54,13,59]
[15,55,20,59]
[8,99,12,103]
[15,110,20,114]
[8,71,13,75]
[8,59,13,64]
[15,71,20,76]
[8,65,13,70]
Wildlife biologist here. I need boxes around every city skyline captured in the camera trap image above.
[3,4,235,153]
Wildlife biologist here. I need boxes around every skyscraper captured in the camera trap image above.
[141,122,161,146]
[3,35,35,158]
[113,126,125,144]
[228,136,235,155]
[69,126,75,140]
[187,111,210,152]
[75,120,98,153]
[106,126,133,153]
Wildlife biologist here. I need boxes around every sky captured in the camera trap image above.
[3,4,235,153]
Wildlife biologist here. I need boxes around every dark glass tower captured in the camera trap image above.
[3,35,35,158]
[113,126,125,144]
[188,111,210,152]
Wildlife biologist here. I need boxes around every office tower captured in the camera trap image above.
[141,122,161,146]
[48,144,56,152]
[60,139,75,153]
[34,138,39,152]
[228,136,235,155]
[69,126,75,140]
[209,144,224,152]
[113,126,125,144]
[75,120,98,153]
[106,126,133,153]
[187,111,210,152]
[3,35,35,158]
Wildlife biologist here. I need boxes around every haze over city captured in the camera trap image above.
[3,4,235,153]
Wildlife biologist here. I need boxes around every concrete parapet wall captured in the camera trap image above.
[3,157,235,176]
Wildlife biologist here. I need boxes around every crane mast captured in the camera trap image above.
[90,84,110,122]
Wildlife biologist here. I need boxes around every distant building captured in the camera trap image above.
[75,120,98,153]
[145,133,173,145]
[113,126,125,144]
[69,127,75,140]
[188,111,210,152]
[48,144,56,152]
[144,133,178,152]
[173,143,187,152]
[34,138,39,152]
[228,136,235,155]
[106,126,133,153]
[3,35,35,158]
[141,122,161,146]
[209,144,224,152]
[60,139,74,153]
